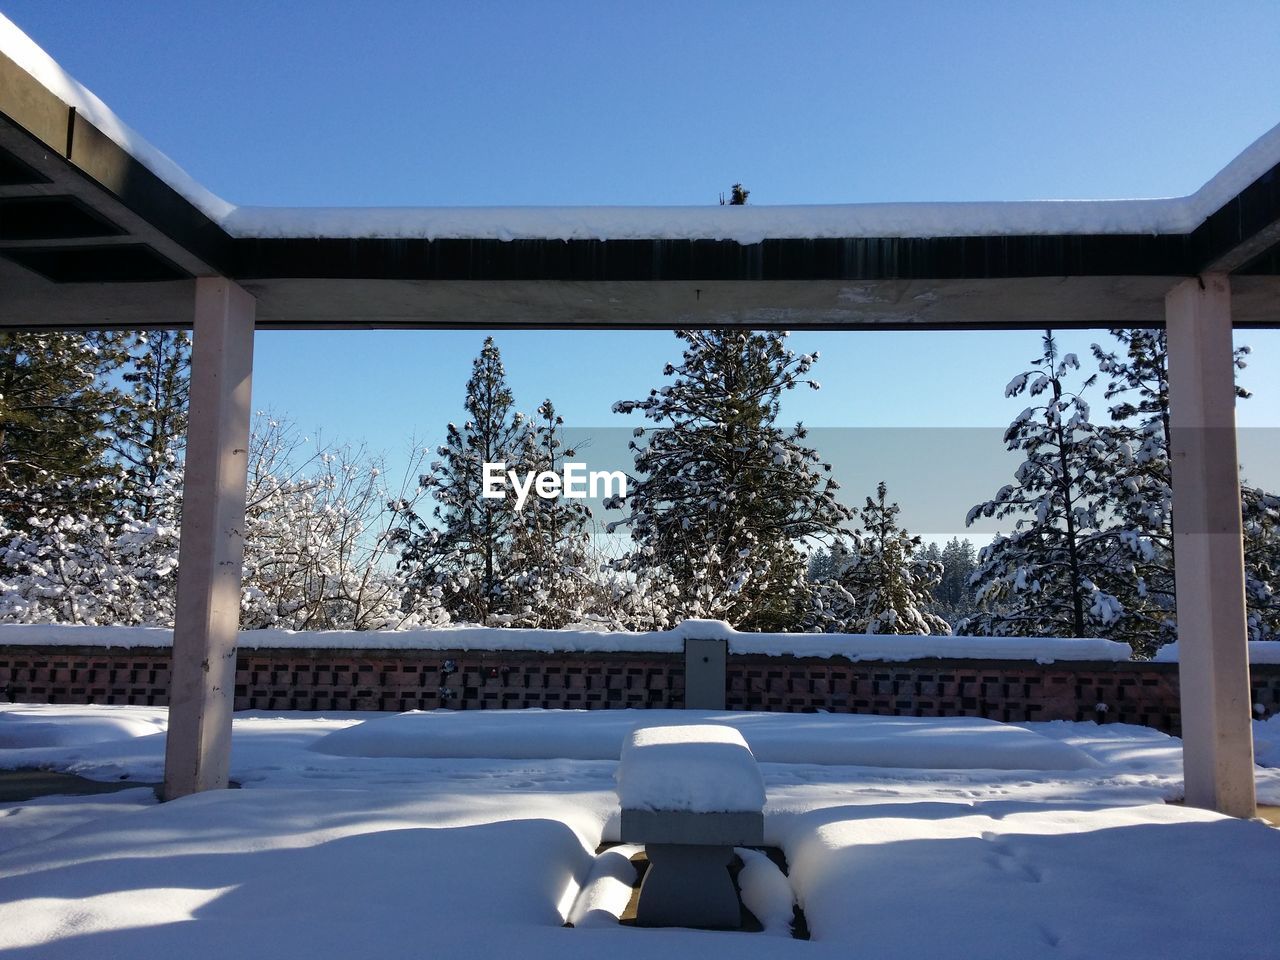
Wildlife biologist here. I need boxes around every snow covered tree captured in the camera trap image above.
[608,329,849,631]
[1092,328,1264,652]
[806,482,950,634]
[396,338,530,623]
[1242,485,1280,641]
[0,463,181,625]
[963,332,1127,639]
[503,400,597,627]
[110,330,190,522]
[920,537,980,624]
[241,416,446,631]
[806,547,843,583]
[0,332,124,529]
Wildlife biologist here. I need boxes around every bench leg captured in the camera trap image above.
[635,844,740,929]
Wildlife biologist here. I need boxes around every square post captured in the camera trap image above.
[162,277,255,801]
[1166,274,1255,818]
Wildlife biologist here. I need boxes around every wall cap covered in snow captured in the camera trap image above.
[0,622,1132,663]
[1153,641,1280,665]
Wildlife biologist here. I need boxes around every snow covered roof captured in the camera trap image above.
[2,12,1279,330]
[3,13,1277,243]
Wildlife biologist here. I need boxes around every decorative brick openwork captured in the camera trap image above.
[232,649,683,712]
[725,657,1188,731]
[0,647,685,713]
[2,643,1277,736]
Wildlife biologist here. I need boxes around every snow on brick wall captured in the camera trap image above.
[4,642,1278,734]
[0,621,1133,663]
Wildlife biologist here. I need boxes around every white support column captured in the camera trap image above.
[163,277,255,801]
[1166,274,1256,819]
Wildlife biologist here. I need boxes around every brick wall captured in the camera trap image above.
[2,644,1278,735]
[0,647,686,713]
[726,657,1190,730]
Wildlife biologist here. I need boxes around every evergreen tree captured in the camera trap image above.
[806,547,842,583]
[964,332,1126,639]
[608,329,849,631]
[925,537,980,624]
[397,337,526,623]
[504,400,596,627]
[1092,328,1264,651]
[807,482,950,634]
[0,332,124,528]
[111,331,190,521]
[1242,485,1280,641]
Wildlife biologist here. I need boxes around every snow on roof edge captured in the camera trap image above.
[0,13,234,224]
[5,12,1279,245]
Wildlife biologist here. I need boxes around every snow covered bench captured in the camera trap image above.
[617,724,765,929]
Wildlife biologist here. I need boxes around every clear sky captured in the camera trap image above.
[5,1,1280,537]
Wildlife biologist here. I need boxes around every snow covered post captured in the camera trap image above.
[1165,275,1256,819]
[617,725,765,929]
[163,278,255,801]
[681,621,728,710]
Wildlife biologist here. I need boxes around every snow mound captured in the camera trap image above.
[735,848,796,936]
[0,788,156,855]
[778,801,1280,960]
[1255,715,1280,768]
[566,844,640,928]
[0,787,601,959]
[0,704,166,749]
[617,724,765,813]
[309,709,1100,772]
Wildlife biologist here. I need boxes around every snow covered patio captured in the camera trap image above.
[1,704,1278,958]
[3,14,1278,818]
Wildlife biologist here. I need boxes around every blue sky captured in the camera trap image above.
[5,1,1280,535]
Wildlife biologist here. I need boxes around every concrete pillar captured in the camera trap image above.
[1166,274,1256,819]
[684,636,727,710]
[162,278,255,801]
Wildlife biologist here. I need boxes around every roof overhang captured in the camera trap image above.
[1,17,1278,331]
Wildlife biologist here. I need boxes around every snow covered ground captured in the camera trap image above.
[1,704,1278,959]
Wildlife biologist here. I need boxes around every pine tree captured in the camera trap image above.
[807,482,950,634]
[111,331,190,522]
[964,332,1126,639]
[0,332,124,528]
[926,537,980,624]
[504,399,596,627]
[806,547,842,583]
[608,329,849,631]
[1242,485,1280,641]
[1092,328,1263,652]
[397,338,527,623]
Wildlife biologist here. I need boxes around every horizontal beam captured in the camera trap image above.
[4,269,1280,331]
